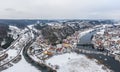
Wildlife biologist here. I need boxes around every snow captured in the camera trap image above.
[114,23,120,26]
[8,25,21,39]
[2,55,41,72]
[27,25,33,29]
[6,49,17,57]
[96,29,105,34]
[56,44,62,48]
[28,24,39,33]
[9,25,21,31]
[46,53,110,72]
[79,29,94,37]
[1,39,6,46]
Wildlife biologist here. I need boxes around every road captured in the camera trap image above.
[0,28,33,68]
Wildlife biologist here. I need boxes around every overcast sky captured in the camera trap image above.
[0,0,120,19]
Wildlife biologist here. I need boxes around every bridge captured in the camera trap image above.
[77,43,94,46]
[76,43,112,57]
[73,48,112,57]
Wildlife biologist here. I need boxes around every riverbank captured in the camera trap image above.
[77,25,120,72]
[23,40,55,72]
[45,52,111,72]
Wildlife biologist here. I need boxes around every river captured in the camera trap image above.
[22,28,120,72]
[77,29,120,72]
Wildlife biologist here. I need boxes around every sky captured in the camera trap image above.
[0,0,120,19]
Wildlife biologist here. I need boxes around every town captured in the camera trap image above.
[92,24,120,62]
[0,20,120,72]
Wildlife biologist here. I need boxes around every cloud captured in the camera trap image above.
[0,0,120,19]
[4,8,16,12]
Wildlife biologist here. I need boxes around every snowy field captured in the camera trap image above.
[46,53,110,72]
[2,55,41,72]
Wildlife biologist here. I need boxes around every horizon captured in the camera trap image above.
[0,18,117,20]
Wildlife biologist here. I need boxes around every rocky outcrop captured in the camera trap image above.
[0,24,14,49]
[0,24,9,38]
[0,24,10,46]
[41,25,75,44]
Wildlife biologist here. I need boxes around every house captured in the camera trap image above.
[43,51,53,56]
